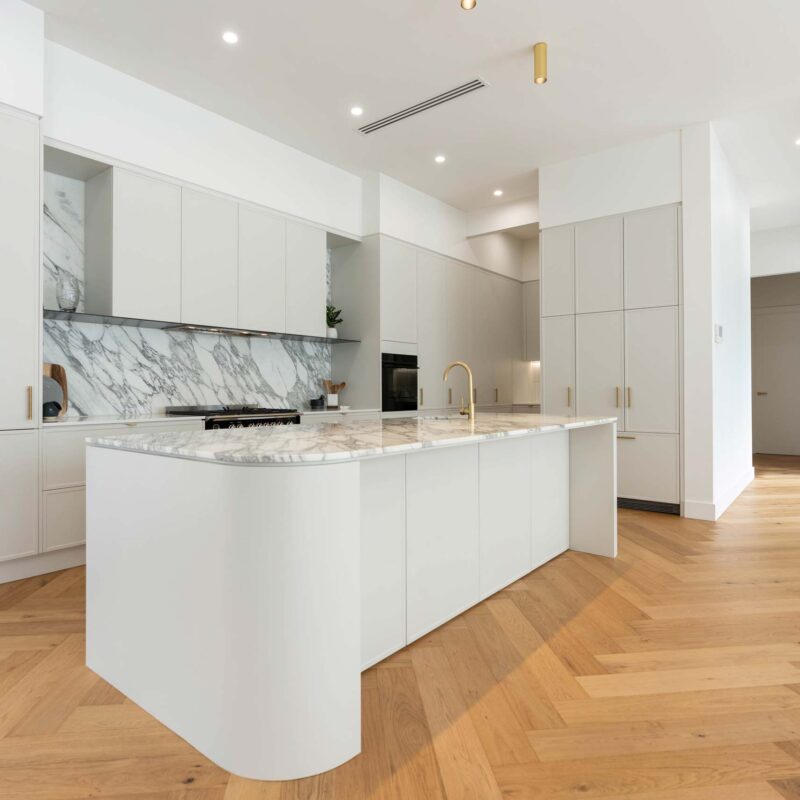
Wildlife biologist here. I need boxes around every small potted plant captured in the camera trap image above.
[326,305,343,339]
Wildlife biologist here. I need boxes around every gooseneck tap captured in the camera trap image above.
[443,361,476,422]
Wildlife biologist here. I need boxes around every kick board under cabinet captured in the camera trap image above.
[541,203,681,511]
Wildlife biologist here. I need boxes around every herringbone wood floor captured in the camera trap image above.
[3,456,800,798]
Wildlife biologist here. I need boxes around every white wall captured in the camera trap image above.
[521,238,539,282]
[710,127,753,515]
[538,131,682,229]
[468,232,523,281]
[0,0,43,116]
[43,43,362,236]
[466,198,539,238]
[751,224,800,277]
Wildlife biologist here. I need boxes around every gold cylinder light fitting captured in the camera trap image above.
[460,0,477,9]
[533,41,548,84]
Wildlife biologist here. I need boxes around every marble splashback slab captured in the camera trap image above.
[43,172,85,312]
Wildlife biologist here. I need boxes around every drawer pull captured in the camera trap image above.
[756,391,768,396]
[617,435,637,440]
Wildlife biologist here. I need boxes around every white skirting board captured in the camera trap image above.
[0,545,85,585]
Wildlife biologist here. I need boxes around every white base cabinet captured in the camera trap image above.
[541,315,575,416]
[0,430,38,561]
[617,433,679,504]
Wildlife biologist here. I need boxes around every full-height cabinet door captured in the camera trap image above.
[575,216,623,314]
[470,268,500,406]
[380,237,417,344]
[576,311,625,425]
[0,431,38,560]
[238,206,286,333]
[624,306,679,433]
[496,276,522,405]
[0,110,38,430]
[444,259,473,409]
[181,189,238,328]
[541,315,575,416]
[540,225,574,317]
[285,221,326,338]
[113,170,182,322]
[416,252,449,409]
[523,281,540,361]
[624,205,679,309]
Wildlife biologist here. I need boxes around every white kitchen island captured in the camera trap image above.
[85,413,617,781]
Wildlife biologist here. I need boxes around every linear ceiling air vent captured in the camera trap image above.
[358,78,487,134]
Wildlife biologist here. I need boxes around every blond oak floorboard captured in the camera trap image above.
[1,456,800,796]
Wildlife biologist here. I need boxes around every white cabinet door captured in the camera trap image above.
[624,205,679,309]
[380,238,417,344]
[541,315,575,416]
[0,111,38,430]
[444,259,472,409]
[625,306,679,433]
[361,456,406,667]
[540,225,574,317]
[238,206,286,333]
[495,276,522,406]
[113,170,182,322]
[575,216,623,314]
[417,252,448,409]
[0,430,38,560]
[406,446,480,642]
[576,311,625,427]
[523,281,540,361]
[181,189,238,327]
[470,268,500,406]
[531,431,570,568]
[43,487,85,552]
[617,432,679,503]
[285,220,326,338]
[479,438,532,598]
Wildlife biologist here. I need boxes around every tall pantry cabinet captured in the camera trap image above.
[0,107,41,559]
[541,204,681,512]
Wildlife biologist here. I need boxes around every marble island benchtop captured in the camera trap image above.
[86,413,617,466]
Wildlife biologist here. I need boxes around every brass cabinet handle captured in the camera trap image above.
[448,387,452,405]
[756,391,768,396]
[567,386,572,407]
[473,387,477,403]
[495,387,499,403]
[617,435,636,440]
[26,386,32,420]
[626,387,632,408]
[419,387,424,406]
[615,386,620,408]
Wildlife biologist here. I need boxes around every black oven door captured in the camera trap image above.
[382,353,418,412]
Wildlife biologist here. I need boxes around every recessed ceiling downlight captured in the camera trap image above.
[222,31,239,44]
[435,154,446,164]
[350,106,364,117]
[493,189,504,197]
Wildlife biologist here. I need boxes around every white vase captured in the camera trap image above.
[327,327,338,339]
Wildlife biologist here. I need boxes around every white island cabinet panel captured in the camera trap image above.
[530,431,570,568]
[479,437,532,598]
[285,220,326,338]
[0,110,39,430]
[113,170,182,322]
[181,189,238,328]
[360,456,406,669]
[406,445,480,642]
[238,206,286,333]
[0,430,38,561]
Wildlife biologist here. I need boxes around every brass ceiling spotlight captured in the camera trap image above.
[533,42,548,84]
[460,0,477,9]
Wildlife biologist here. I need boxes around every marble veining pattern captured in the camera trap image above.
[43,320,332,417]
[87,414,617,465]
[43,172,85,312]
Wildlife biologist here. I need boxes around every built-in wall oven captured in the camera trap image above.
[381,353,418,412]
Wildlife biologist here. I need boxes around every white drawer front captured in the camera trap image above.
[43,487,86,552]
[617,433,679,504]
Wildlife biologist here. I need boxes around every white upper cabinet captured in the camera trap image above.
[0,110,38,430]
[540,225,574,317]
[113,170,181,322]
[541,315,575,416]
[444,258,472,409]
[575,216,623,314]
[238,206,286,333]
[624,205,679,309]
[181,189,238,328]
[380,237,417,344]
[416,252,449,409]
[470,268,499,406]
[576,311,625,426]
[496,275,522,405]
[285,220,326,338]
[624,305,679,433]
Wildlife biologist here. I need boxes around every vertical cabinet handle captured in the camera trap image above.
[626,387,632,408]
[567,386,572,407]
[26,386,32,420]
[615,386,620,408]
[448,387,452,405]
[420,387,424,407]
[495,387,499,403]
[473,387,477,403]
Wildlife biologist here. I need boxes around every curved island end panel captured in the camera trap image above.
[85,414,617,781]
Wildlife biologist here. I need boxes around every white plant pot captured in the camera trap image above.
[327,327,338,339]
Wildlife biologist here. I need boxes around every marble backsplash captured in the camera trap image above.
[42,170,333,416]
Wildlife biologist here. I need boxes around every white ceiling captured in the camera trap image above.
[28,0,800,212]
[715,103,800,232]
